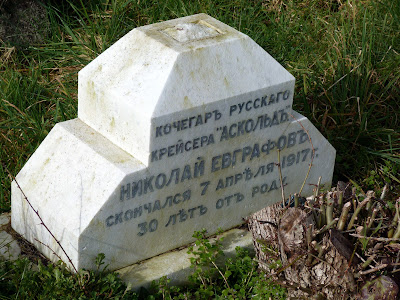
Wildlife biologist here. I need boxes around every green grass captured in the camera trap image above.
[1,231,286,299]
[1,0,399,212]
[0,0,399,297]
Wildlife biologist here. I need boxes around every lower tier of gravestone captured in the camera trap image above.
[12,111,335,271]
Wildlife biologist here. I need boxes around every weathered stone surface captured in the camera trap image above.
[78,13,295,164]
[12,14,336,272]
[12,119,144,269]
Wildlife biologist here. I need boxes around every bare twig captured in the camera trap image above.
[9,172,78,273]
[211,260,230,289]
[380,184,389,200]
[319,196,326,228]
[361,254,376,269]
[394,251,400,272]
[338,190,344,211]
[276,253,306,274]
[337,202,352,231]
[391,199,400,241]
[34,238,63,262]
[288,112,315,196]
[277,149,286,208]
[293,194,299,208]
[315,177,322,198]
[244,217,278,228]
[244,266,254,288]
[347,197,371,231]
[306,224,313,265]
[357,263,388,276]
[388,198,400,238]
[349,234,400,242]
[309,252,337,272]
[366,206,379,231]
[315,218,339,235]
[326,192,334,225]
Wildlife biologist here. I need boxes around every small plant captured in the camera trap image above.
[0,253,137,299]
[149,229,286,299]
[363,161,400,190]
[186,228,227,298]
[184,229,286,299]
[147,276,185,300]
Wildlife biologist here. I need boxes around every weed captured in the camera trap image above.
[182,229,285,299]
[144,230,286,299]
[187,229,226,298]
[1,232,285,299]
[0,253,137,299]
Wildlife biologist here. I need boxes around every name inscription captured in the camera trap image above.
[103,89,318,239]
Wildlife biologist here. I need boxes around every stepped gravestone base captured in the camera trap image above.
[11,14,335,272]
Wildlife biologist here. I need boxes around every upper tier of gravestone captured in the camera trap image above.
[11,14,336,272]
[78,14,295,165]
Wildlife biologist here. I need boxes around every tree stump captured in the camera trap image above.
[249,203,357,299]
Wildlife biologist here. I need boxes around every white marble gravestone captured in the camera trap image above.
[11,14,335,271]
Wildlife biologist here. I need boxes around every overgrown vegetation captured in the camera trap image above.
[1,0,399,298]
[1,230,285,299]
[183,229,285,299]
[1,0,399,212]
[250,181,400,299]
[0,254,133,299]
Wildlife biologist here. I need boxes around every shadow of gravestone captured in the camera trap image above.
[0,0,49,46]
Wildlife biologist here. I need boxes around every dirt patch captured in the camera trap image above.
[0,0,50,46]
[1,214,50,265]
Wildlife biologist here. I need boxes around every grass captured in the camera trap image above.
[1,0,399,212]
[1,231,286,299]
[0,0,399,297]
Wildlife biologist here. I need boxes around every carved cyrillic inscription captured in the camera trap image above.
[105,89,318,237]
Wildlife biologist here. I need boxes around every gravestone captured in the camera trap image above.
[11,14,336,272]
